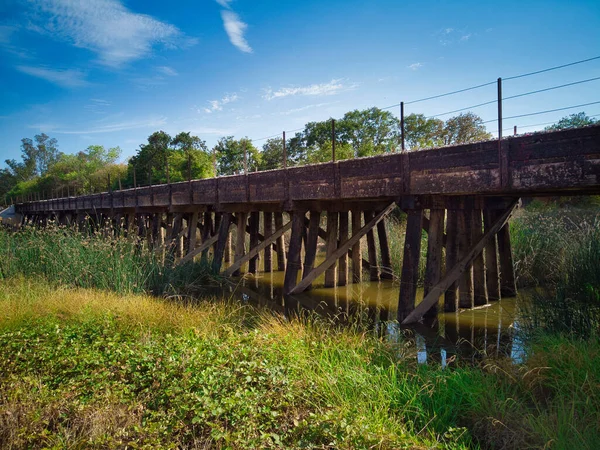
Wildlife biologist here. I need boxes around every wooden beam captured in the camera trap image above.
[302,211,320,286]
[497,213,517,297]
[401,200,518,325]
[423,208,445,317]
[365,210,380,281]
[289,202,395,295]
[224,220,292,276]
[457,209,473,308]
[274,212,286,271]
[472,209,488,306]
[444,209,459,312]
[233,212,248,276]
[284,212,305,293]
[248,211,260,273]
[263,212,273,272]
[377,218,393,280]
[338,211,349,286]
[351,209,362,283]
[186,211,199,254]
[212,213,233,272]
[397,209,423,322]
[483,209,500,301]
[177,233,220,266]
[324,211,338,288]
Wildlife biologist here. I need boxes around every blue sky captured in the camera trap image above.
[1,0,599,165]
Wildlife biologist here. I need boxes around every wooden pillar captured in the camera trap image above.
[224,230,232,263]
[444,209,458,312]
[397,209,423,322]
[233,212,247,276]
[364,211,380,281]
[283,211,305,294]
[483,209,500,301]
[472,209,488,306]
[248,211,260,274]
[165,213,174,241]
[377,218,393,280]
[338,211,349,286]
[423,209,444,318]
[201,212,213,263]
[351,209,362,283]
[212,213,232,272]
[263,212,273,272]
[187,211,199,255]
[302,211,320,287]
[458,209,474,308]
[324,211,338,288]
[497,212,517,297]
[152,213,161,249]
[274,212,286,271]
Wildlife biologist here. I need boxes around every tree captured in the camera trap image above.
[545,112,598,131]
[171,132,215,180]
[128,131,172,185]
[338,107,401,156]
[213,137,260,176]
[442,112,492,145]
[260,138,285,171]
[403,113,444,150]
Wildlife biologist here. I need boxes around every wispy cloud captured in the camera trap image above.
[84,98,111,114]
[263,79,357,100]
[408,62,423,71]
[460,34,472,41]
[16,65,89,88]
[202,93,239,113]
[220,10,252,53]
[49,116,168,134]
[277,102,337,116]
[26,0,195,66]
[215,0,232,8]
[156,66,178,76]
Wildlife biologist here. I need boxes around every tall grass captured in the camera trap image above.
[0,225,219,297]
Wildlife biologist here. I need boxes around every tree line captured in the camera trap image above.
[1,109,596,202]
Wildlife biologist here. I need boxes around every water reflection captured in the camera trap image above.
[216,266,528,365]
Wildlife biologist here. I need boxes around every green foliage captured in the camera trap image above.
[338,107,401,156]
[544,111,598,131]
[404,113,445,150]
[442,112,492,145]
[259,137,285,170]
[214,136,260,175]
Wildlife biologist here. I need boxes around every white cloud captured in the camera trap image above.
[220,10,252,53]
[202,93,239,113]
[156,66,178,76]
[277,102,337,116]
[215,0,232,8]
[263,79,356,100]
[460,34,472,41]
[408,62,423,71]
[26,0,194,66]
[16,65,89,88]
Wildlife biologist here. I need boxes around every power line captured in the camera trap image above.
[504,56,600,81]
[502,113,600,133]
[503,76,600,101]
[482,100,600,123]
[429,99,497,118]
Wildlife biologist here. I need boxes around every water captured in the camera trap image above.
[216,262,528,365]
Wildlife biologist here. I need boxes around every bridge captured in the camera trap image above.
[14,125,600,324]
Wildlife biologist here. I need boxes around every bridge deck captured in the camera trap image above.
[16,125,600,214]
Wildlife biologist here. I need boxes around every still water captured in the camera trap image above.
[214,262,528,365]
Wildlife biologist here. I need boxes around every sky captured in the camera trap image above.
[1,0,599,165]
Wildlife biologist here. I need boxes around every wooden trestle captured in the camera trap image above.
[14,125,600,324]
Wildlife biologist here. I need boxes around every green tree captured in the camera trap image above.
[442,112,492,145]
[403,113,444,150]
[544,112,598,131]
[259,138,285,171]
[214,137,260,176]
[128,131,172,185]
[171,132,215,180]
[338,107,401,156]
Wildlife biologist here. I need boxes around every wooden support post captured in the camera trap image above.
[212,213,233,272]
[444,209,459,312]
[483,209,500,301]
[302,211,320,287]
[458,209,474,309]
[170,214,183,257]
[377,218,393,280]
[165,213,174,241]
[201,212,213,262]
[324,211,338,288]
[274,212,287,271]
[233,212,248,276]
[290,203,395,295]
[225,230,232,263]
[187,211,199,255]
[365,211,380,281]
[351,209,362,283]
[401,200,518,325]
[338,211,349,286]
[397,209,423,322]
[472,209,488,306]
[497,211,517,297]
[263,212,273,272]
[225,219,292,277]
[152,214,161,248]
[248,212,260,273]
[284,212,305,294]
[423,209,445,318]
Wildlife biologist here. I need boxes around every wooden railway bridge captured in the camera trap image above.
[14,125,600,324]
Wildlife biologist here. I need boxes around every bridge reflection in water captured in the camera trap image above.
[218,266,528,365]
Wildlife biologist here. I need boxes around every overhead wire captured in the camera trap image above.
[482,101,600,124]
[504,55,600,80]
